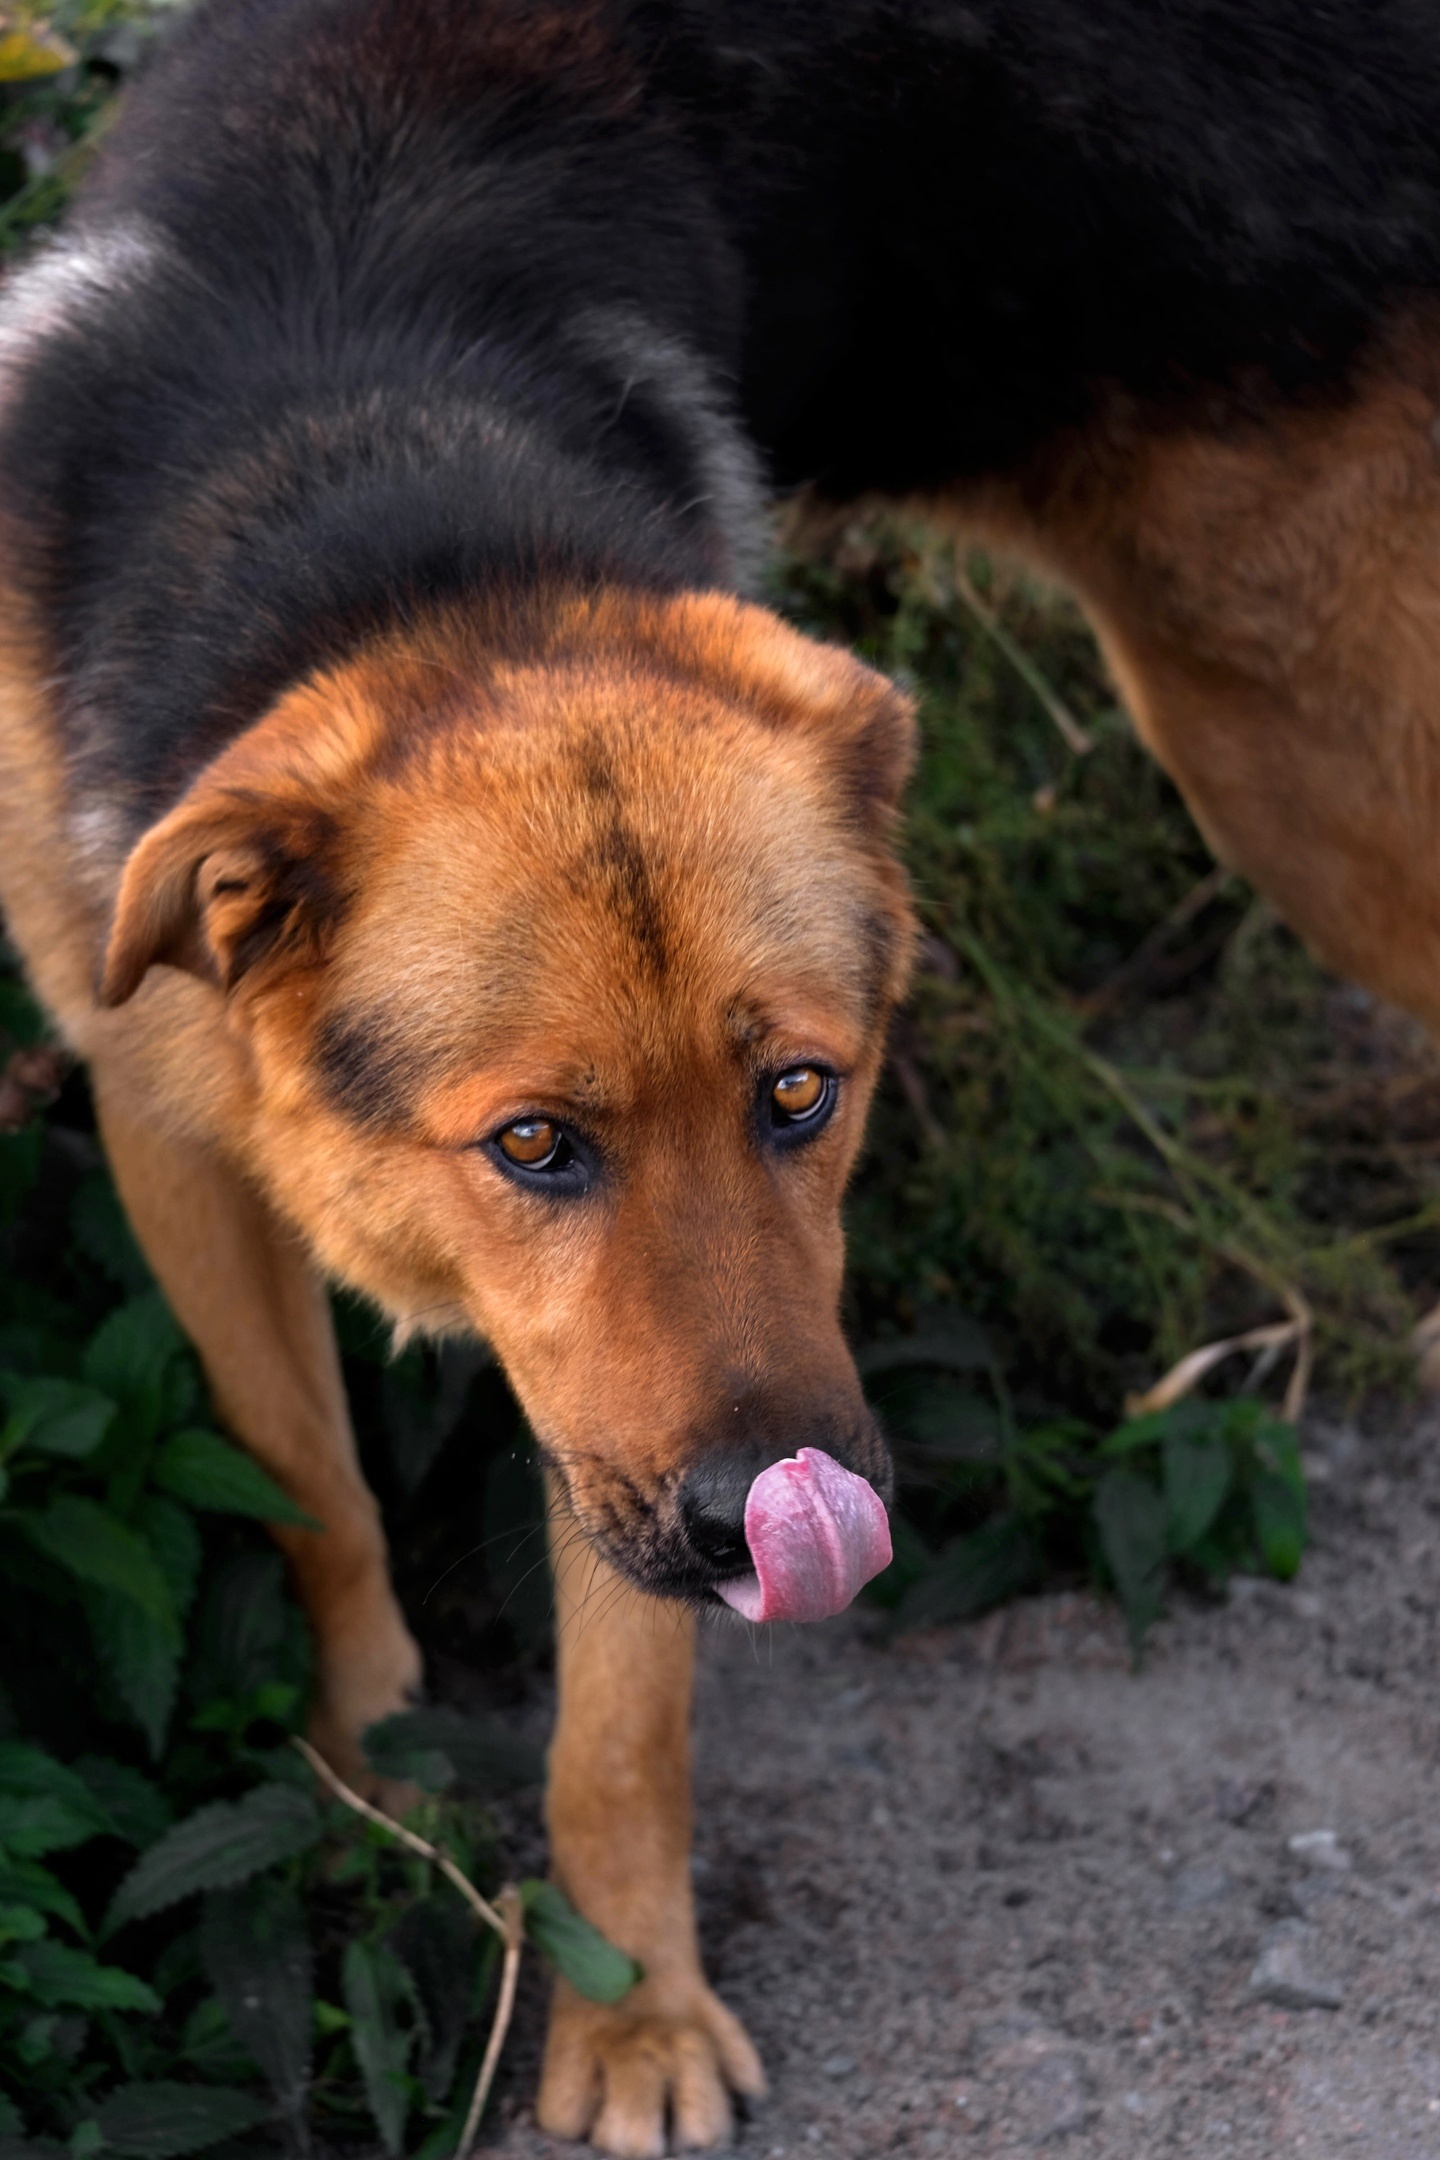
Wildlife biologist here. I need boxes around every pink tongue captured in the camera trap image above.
[716,1448,892,1623]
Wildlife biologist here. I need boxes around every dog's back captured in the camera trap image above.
[10,0,1440,861]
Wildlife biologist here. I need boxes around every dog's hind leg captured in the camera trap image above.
[92,1084,422,1791]
[967,330,1440,1037]
[538,1476,765,2155]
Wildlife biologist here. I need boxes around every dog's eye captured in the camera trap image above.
[485,1115,594,1196]
[497,1117,564,1168]
[765,1065,836,1147]
[772,1066,826,1119]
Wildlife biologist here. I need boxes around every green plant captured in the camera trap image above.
[858,1317,1307,1656]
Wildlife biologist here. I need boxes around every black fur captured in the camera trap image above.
[7,0,1440,836]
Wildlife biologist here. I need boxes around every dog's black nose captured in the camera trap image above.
[677,1456,754,1575]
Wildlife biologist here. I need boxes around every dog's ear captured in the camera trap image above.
[656,596,918,828]
[97,671,385,1009]
[99,789,347,1008]
[778,635,917,829]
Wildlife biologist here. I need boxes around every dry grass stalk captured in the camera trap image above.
[950,567,1095,756]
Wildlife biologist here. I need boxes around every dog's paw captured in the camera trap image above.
[537,1972,765,2156]
[306,1610,425,1812]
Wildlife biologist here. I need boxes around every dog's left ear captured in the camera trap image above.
[659,596,918,830]
[783,637,917,832]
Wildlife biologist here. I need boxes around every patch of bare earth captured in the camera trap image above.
[488,1405,1440,2157]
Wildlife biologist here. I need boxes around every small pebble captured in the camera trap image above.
[1248,1921,1344,2010]
[1288,1829,1352,1872]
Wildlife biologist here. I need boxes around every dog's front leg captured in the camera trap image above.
[538,1480,764,2156]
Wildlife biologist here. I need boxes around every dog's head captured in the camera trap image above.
[100,590,916,1607]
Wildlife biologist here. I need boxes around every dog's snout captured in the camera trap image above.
[678,1457,753,1574]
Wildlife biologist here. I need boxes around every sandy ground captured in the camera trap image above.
[484,1403,1440,2158]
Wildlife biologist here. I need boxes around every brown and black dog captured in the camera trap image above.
[7,0,1440,2150]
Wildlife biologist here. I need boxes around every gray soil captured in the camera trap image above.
[486,1403,1440,2159]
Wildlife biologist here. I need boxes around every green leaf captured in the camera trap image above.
[0,1377,114,1463]
[107,1786,321,1933]
[891,1512,1040,1632]
[0,1795,103,1860]
[17,1498,176,1629]
[520,1881,641,2005]
[388,1896,476,2105]
[201,1878,311,2120]
[152,1430,318,1528]
[0,1744,116,1840]
[0,1856,86,1939]
[1094,1468,1169,1658]
[342,1940,418,2157]
[95,2084,271,2158]
[81,1295,187,1451]
[362,1708,543,1796]
[83,1589,181,1761]
[178,1996,257,2084]
[73,1758,172,1850]
[1252,1470,1307,1580]
[1099,1410,1169,1459]
[1253,1414,1306,1500]
[1161,1426,1232,1554]
[6,1939,158,2013]
[139,1495,202,1623]
[189,1552,310,1710]
[0,1903,45,1945]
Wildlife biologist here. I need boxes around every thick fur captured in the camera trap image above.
[7,3,1440,2152]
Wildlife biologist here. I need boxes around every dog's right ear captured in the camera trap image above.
[98,673,385,1009]
[99,789,348,1008]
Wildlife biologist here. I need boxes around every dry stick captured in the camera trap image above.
[291,1737,525,2158]
[950,567,1095,756]
[1123,1319,1303,1418]
[1098,1189,1314,1423]
[455,1888,524,2160]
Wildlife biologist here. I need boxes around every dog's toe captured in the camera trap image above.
[537,1975,763,2154]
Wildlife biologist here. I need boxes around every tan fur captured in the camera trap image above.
[949,314,1440,1032]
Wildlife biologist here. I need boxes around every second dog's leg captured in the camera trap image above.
[93,1087,422,1787]
[538,1479,764,2157]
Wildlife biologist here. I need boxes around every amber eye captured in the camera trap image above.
[497,1117,561,1168]
[771,1066,827,1121]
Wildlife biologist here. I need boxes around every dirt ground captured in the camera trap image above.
[483,1400,1440,2159]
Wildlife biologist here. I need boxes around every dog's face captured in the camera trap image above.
[102,591,915,1599]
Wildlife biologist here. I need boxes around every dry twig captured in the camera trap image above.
[950,567,1095,756]
[1103,1191,1314,1422]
